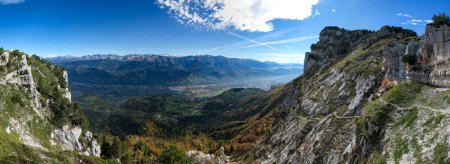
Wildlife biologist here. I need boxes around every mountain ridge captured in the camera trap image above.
[47,54,302,66]
[48,54,303,104]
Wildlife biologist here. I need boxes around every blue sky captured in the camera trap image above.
[0,0,448,63]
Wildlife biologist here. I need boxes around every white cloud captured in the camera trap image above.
[401,19,432,26]
[397,13,413,18]
[331,9,336,13]
[157,0,320,32]
[0,0,24,5]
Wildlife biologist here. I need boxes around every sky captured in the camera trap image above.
[0,0,449,64]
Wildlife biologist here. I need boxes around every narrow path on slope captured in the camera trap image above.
[332,112,360,119]
[380,98,450,115]
[296,111,360,122]
[416,105,450,114]
[293,95,450,123]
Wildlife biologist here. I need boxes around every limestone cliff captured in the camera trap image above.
[384,24,450,87]
[0,50,101,162]
[251,25,450,163]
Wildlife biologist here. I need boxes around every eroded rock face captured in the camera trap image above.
[384,24,450,87]
[255,26,421,164]
[304,27,372,74]
[62,71,72,102]
[51,125,101,157]
[257,69,382,163]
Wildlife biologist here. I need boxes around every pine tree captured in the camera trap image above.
[100,138,112,159]
[110,137,123,158]
[432,13,450,26]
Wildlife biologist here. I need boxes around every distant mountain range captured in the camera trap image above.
[48,54,303,103]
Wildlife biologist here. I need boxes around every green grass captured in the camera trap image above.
[330,38,394,77]
[433,143,449,163]
[400,108,418,127]
[384,82,424,106]
[411,137,423,164]
[356,100,392,144]
[0,52,98,161]
[394,136,409,164]
[424,114,445,129]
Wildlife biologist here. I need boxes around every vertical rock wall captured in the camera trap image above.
[384,24,450,87]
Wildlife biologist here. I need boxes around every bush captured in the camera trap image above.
[157,145,192,164]
[100,137,128,160]
[432,13,450,26]
[402,55,417,65]
[11,94,25,107]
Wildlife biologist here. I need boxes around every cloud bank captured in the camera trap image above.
[0,0,24,5]
[157,0,319,32]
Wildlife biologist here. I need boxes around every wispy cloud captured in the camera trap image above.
[157,0,319,32]
[401,19,432,26]
[397,13,413,18]
[312,9,320,17]
[198,32,318,55]
[0,0,24,5]
[237,36,319,49]
[226,32,282,52]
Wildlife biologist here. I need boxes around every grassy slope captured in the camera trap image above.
[0,51,109,163]
[360,82,450,163]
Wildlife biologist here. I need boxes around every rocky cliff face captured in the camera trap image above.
[384,24,450,87]
[51,125,100,157]
[0,50,101,162]
[252,25,450,163]
[304,26,372,73]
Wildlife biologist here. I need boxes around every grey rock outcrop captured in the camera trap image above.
[62,71,72,102]
[304,27,372,74]
[187,147,230,164]
[51,125,101,157]
[384,24,450,87]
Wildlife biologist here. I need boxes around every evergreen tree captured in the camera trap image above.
[100,138,112,159]
[432,13,450,26]
[157,145,192,164]
[110,137,124,158]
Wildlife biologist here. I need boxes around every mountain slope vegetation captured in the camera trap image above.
[0,49,107,162]
[48,55,302,104]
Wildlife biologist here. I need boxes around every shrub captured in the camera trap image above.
[394,137,409,163]
[385,82,423,106]
[157,145,192,164]
[400,109,418,127]
[100,138,112,159]
[11,94,25,107]
[432,13,450,26]
[402,55,417,65]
